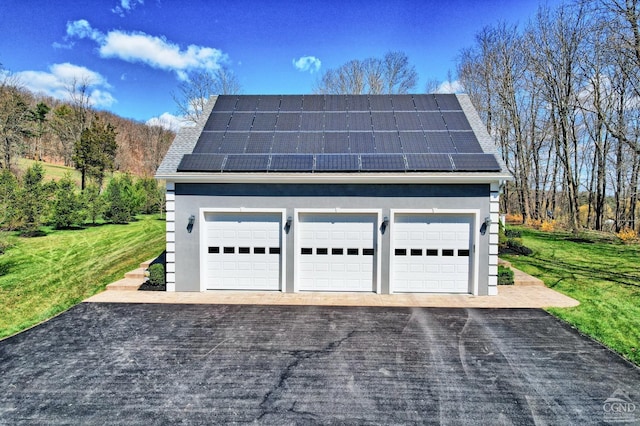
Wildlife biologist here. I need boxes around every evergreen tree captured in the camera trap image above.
[104,174,142,224]
[83,183,105,225]
[17,163,49,235]
[73,115,117,190]
[0,168,19,229]
[135,177,164,214]
[51,173,85,229]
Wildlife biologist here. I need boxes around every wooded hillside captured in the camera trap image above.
[0,73,175,177]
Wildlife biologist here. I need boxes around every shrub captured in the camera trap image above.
[504,228,521,238]
[540,220,557,232]
[505,213,523,224]
[498,221,507,250]
[616,228,637,243]
[498,265,514,285]
[526,218,543,229]
[148,263,165,286]
[505,238,533,255]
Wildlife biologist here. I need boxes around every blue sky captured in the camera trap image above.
[1,0,559,127]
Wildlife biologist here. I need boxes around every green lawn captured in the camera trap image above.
[17,158,82,184]
[502,227,640,365]
[0,215,165,338]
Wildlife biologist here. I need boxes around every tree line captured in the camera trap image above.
[0,163,163,235]
[457,0,640,234]
[0,71,175,178]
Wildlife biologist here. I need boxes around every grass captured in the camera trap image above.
[17,158,82,184]
[16,158,122,187]
[501,227,640,365]
[0,215,165,339]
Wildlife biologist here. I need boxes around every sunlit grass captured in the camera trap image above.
[0,215,165,338]
[502,227,640,365]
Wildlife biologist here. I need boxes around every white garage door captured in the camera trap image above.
[298,213,376,292]
[392,214,472,293]
[204,212,281,290]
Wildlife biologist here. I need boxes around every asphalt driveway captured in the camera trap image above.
[0,304,638,425]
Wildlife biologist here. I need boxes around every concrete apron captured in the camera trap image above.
[86,261,579,309]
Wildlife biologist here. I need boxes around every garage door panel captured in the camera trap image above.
[204,212,282,290]
[298,214,376,292]
[393,214,472,293]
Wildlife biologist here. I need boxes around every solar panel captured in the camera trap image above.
[203,112,232,131]
[424,132,455,153]
[349,132,375,153]
[302,95,325,111]
[449,131,483,153]
[300,113,324,131]
[219,132,249,153]
[223,154,269,171]
[227,112,254,131]
[348,112,371,131]
[441,111,472,130]
[212,96,237,112]
[177,154,226,172]
[434,94,461,110]
[315,154,359,171]
[450,154,501,171]
[245,132,273,153]
[275,113,301,130]
[369,95,393,111]
[417,111,447,131]
[269,155,313,171]
[399,132,428,153]
[373,132,402,153]
[193,131,225,153]
[370,112,397,131]
[412,95,439,111]
[271,132,299,153]
[256,95,281,111]
[235,95,260,111]
[391,95,415,111]
[323,132,349,153]
[405,153,453,171]
[361,154,405,171]
[325,95,348,111]
[297,132,324,153]
[279,95,303,111]
[347,95,369,111]
[251,113,278,131]
[394,111,422,131]
[324,112,348,131]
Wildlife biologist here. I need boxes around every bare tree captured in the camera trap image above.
[172,67,242,124]
[0,71,33,169]
[315,51,418,95]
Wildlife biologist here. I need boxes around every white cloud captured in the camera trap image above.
[65,20,228,80]
[293,56,321,73]
[436,80,464,94]
[112,0,144,16]
[66,19,103,42]
[14,63,116,108]
[146,112,190,131]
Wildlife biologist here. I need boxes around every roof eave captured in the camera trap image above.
[155,172,514,184]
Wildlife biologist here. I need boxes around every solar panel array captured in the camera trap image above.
[179,94,501,173]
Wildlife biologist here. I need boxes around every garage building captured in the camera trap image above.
[155,94,511,295]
